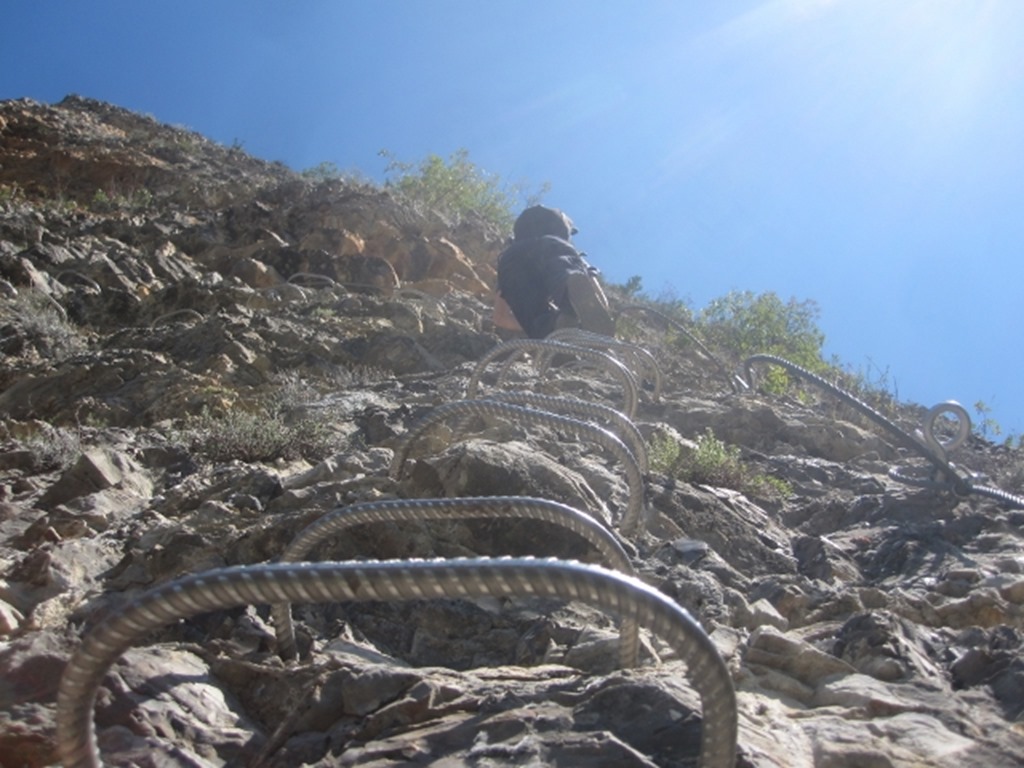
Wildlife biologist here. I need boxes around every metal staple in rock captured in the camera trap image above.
[743,353,1024,508]
[31,289,69,322]
[394,287,445,308]
[466,338,639,419]
[287,271,341,289]
[271,496,640,667]
[545,327,664,402]
[57,558,737,768]
[56,271,102,293]
[497,339,643,410]
[389,399,648,535]
[742,354,958,466]
[479,390,649,474]
[149,308,205,328]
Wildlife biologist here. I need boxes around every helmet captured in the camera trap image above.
[512,205,577,241]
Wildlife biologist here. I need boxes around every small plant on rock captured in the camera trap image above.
[0,182,26,206]
[698,290,826,393]
[973,400,1003,441]
[380,148,549,231]
[683,428,749,488]
[1,292,86,361]
[649,431,685,477]
[89,185,153,213]
[651,427,791,504]
[23,427,82,471]
[183,400,338,464]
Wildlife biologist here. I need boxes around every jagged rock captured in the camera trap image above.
[298,225,365,256]
[1001,578,1024,603]
[0,251,56,291]
[406,439,615,538]
[95,646,262,763]
[229,255,284,288]
[2,95,1024,767]
[832,611,947,683]
[37,446,150,508]
[0,597,24,635]
[652,480,797,577]
[745,625,856,689]
[0,630,75,766]
[792,533,862,583]
[360,332,444,374]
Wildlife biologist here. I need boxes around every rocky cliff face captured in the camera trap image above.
[2,96,1023,767]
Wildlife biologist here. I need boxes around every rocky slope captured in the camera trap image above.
[2,95,1024,767]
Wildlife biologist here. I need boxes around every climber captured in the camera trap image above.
[494,205,615,339]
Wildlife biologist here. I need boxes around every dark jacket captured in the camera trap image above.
[497,234,592,338]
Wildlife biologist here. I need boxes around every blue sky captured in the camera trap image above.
[3,1,1022,437]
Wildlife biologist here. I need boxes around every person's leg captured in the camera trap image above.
[565,271,615,336]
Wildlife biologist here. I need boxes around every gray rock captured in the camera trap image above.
[2,94,1024,768]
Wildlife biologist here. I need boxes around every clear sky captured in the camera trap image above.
[3,1,1022,438]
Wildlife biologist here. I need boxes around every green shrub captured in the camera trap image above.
[698,290,826,393]
[699,290,824,363]
[183,404,338,464]
[684,427,748,488]
[651,427,791,503]
[380,148,548,231]
[90,186,153,213]
[649,431,685,476]
[0,182,25,206]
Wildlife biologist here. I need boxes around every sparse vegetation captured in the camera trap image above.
[89,185,154,213]
[829,356,899,418]
[182,405,337,464]
[328,363,390,389]
[0,182,26,206]
[650,427,791,503]
[973,400,1002,441]
[309,305,337,321]
[612,284,827,396]
[0,292,86,360]
[698,291,826,389]
[23,426,82,471]
[380,148,549,231]
[621,275,644,298]
[704,291,816,352]
[299,161,372,186]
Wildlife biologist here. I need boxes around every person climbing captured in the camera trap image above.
[494,205,615,339]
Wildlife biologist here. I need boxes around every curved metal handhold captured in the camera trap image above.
[272,496,639,667]
[394,287,444,306]
[149,308,204,328]
[969,483,1024,508]
[56,271,102,293]
[617,304,746,393]
[389,399,647,535]
[481,390,648,474]
[261,283,311,302]
[57,558,737,768]
[742,354,972,493]
[495,341,640,412]
[467,338,639,419]
[287,271,341,289]
[31,290,69,322]
[545,328,664,403]
[919,401,971,463]
[339,282,388,295]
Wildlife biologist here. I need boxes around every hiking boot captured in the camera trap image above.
[566,272,615,336]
